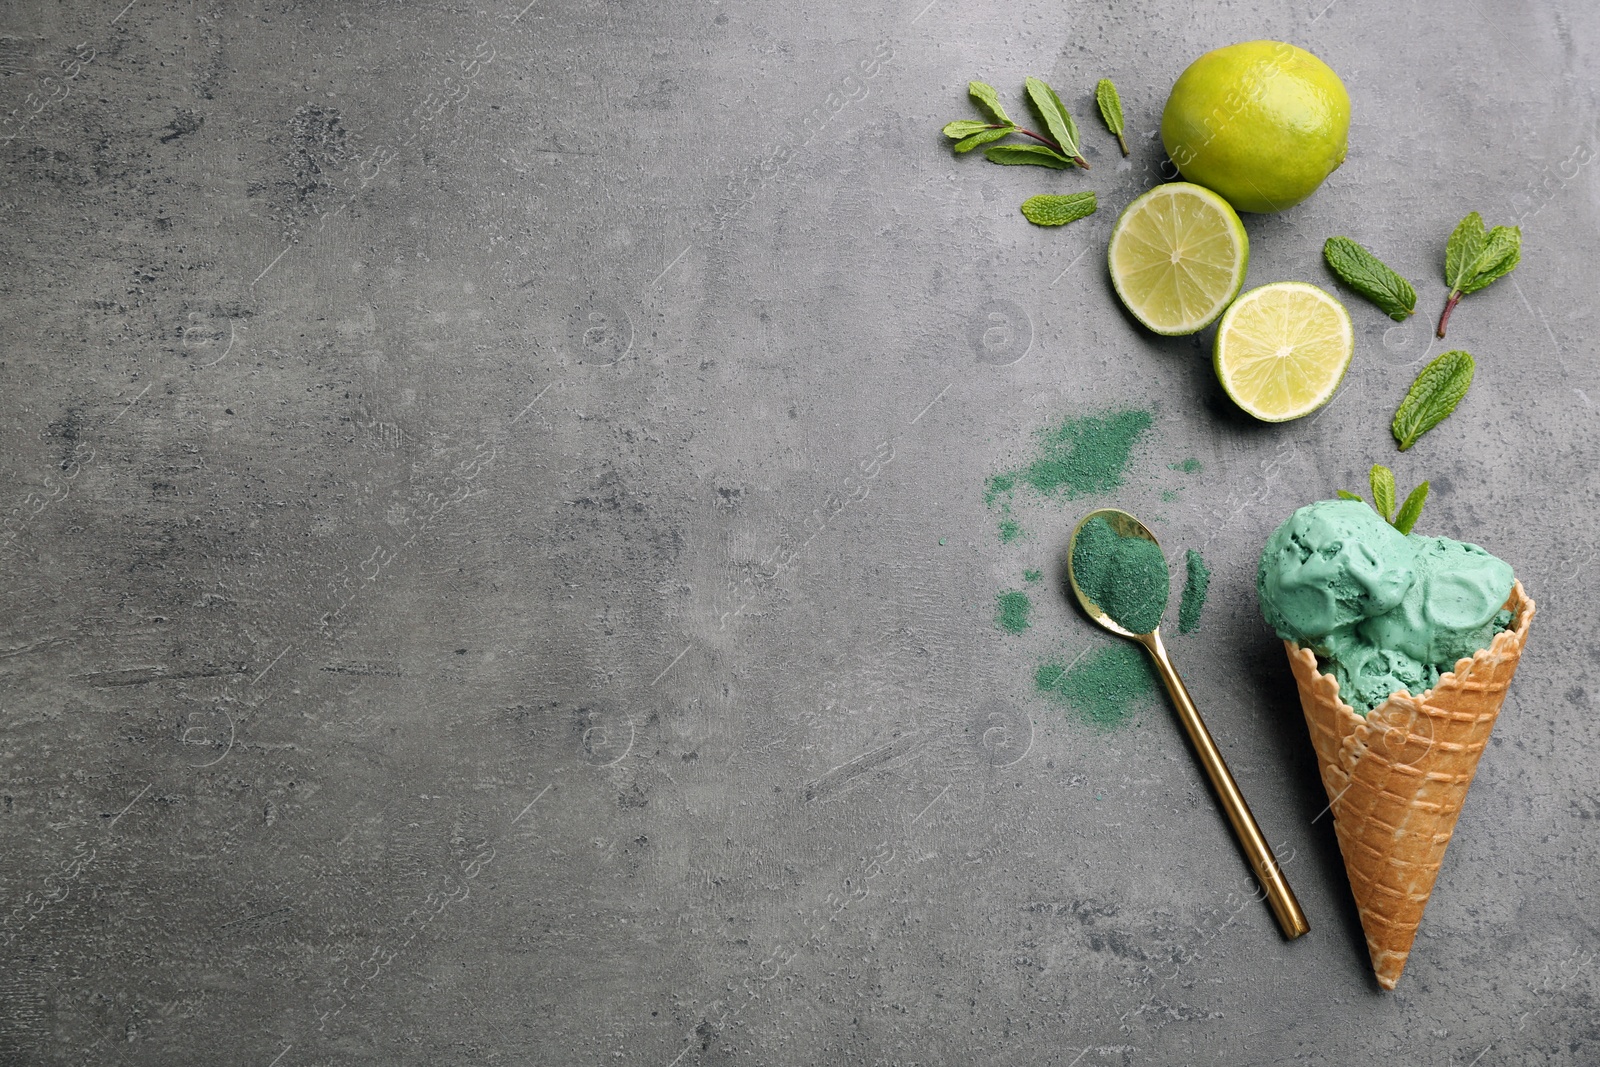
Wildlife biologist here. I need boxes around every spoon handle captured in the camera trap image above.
[1142,629,1310,940]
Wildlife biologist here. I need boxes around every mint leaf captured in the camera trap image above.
[1023,76,1087,168]
[1393,350,1475,451]
[1392,481,1430,534]
[1095,78,1128,156]
[1369,464,1397,520]
[1459,224,1521,294]
[1020,192,1097,227]
[953,126,1015,153]
[1323,237,1416,321]
[943,119,993,139]
[969,81,1011,126]
[984,144,1072,169]
[1444,212,1485,293]
[1336,489,1364,502]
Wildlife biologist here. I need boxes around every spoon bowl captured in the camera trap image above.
[1066,508,1310,940]
[1067,508,1163,638]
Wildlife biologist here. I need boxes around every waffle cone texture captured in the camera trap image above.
[1284,581,1535,990]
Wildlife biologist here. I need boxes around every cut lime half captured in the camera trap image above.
[1107,182,1249,335]
[1214,281,1353,422]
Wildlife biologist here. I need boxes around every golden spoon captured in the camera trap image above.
[1067,508,1309,940]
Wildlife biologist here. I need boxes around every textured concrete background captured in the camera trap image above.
[1,0,1596,1064]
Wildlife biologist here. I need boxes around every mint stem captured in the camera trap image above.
[1115,132,1129,157]
[1436,289,1462,338]
[1013,125,1090,169]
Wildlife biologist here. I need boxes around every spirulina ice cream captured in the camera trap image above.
[1257,499,1514,714]
[1264,497,1535,989]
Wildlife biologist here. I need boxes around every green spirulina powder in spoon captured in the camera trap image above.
[1070,514,1170,633]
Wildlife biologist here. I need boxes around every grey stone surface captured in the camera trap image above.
[1,1,1597,1064]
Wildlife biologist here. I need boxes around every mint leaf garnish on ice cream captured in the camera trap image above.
[1392,481,1430,535]
[1370,464,1397,519]
[1257,499,1514,714]
[1339,464,1431,534]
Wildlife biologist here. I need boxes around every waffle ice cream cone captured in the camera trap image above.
[1284,581,1535,990]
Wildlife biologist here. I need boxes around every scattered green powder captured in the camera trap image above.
[996,590,1032,634]
[985,410,1154,531]
[983,471,1016,507]
[1024,409,1153,497]
[1023,569,1042,583]
[1070,515,1170,634]
[1170,458,1202,473]
[1178,548,1211,634]
[1161,489,1180,502]
[998,517,1023,543]
[1035,644,1159,729]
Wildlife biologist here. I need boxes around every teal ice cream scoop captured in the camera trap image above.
[1257,499,1514,714]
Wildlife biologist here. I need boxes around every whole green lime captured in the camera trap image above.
[1160,40,1350,213]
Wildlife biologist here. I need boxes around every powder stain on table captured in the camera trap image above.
[1035,644,1159,729]
[996,590,1032,634]
[984,472,1016,507]
[988,409,1153,502]
[985,410,1154,541]
[1179,548,1211,633]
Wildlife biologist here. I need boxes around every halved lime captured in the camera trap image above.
[1214,281,1353,422]
[1107,182,1249,335]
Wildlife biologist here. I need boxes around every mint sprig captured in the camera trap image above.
[1393,350,1475,451]
[1438,212,1521,337]
[942,78,1090,170]
[1340,464,1429,534]
[1095,78,1129,156]
[1323,237,1416,321]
